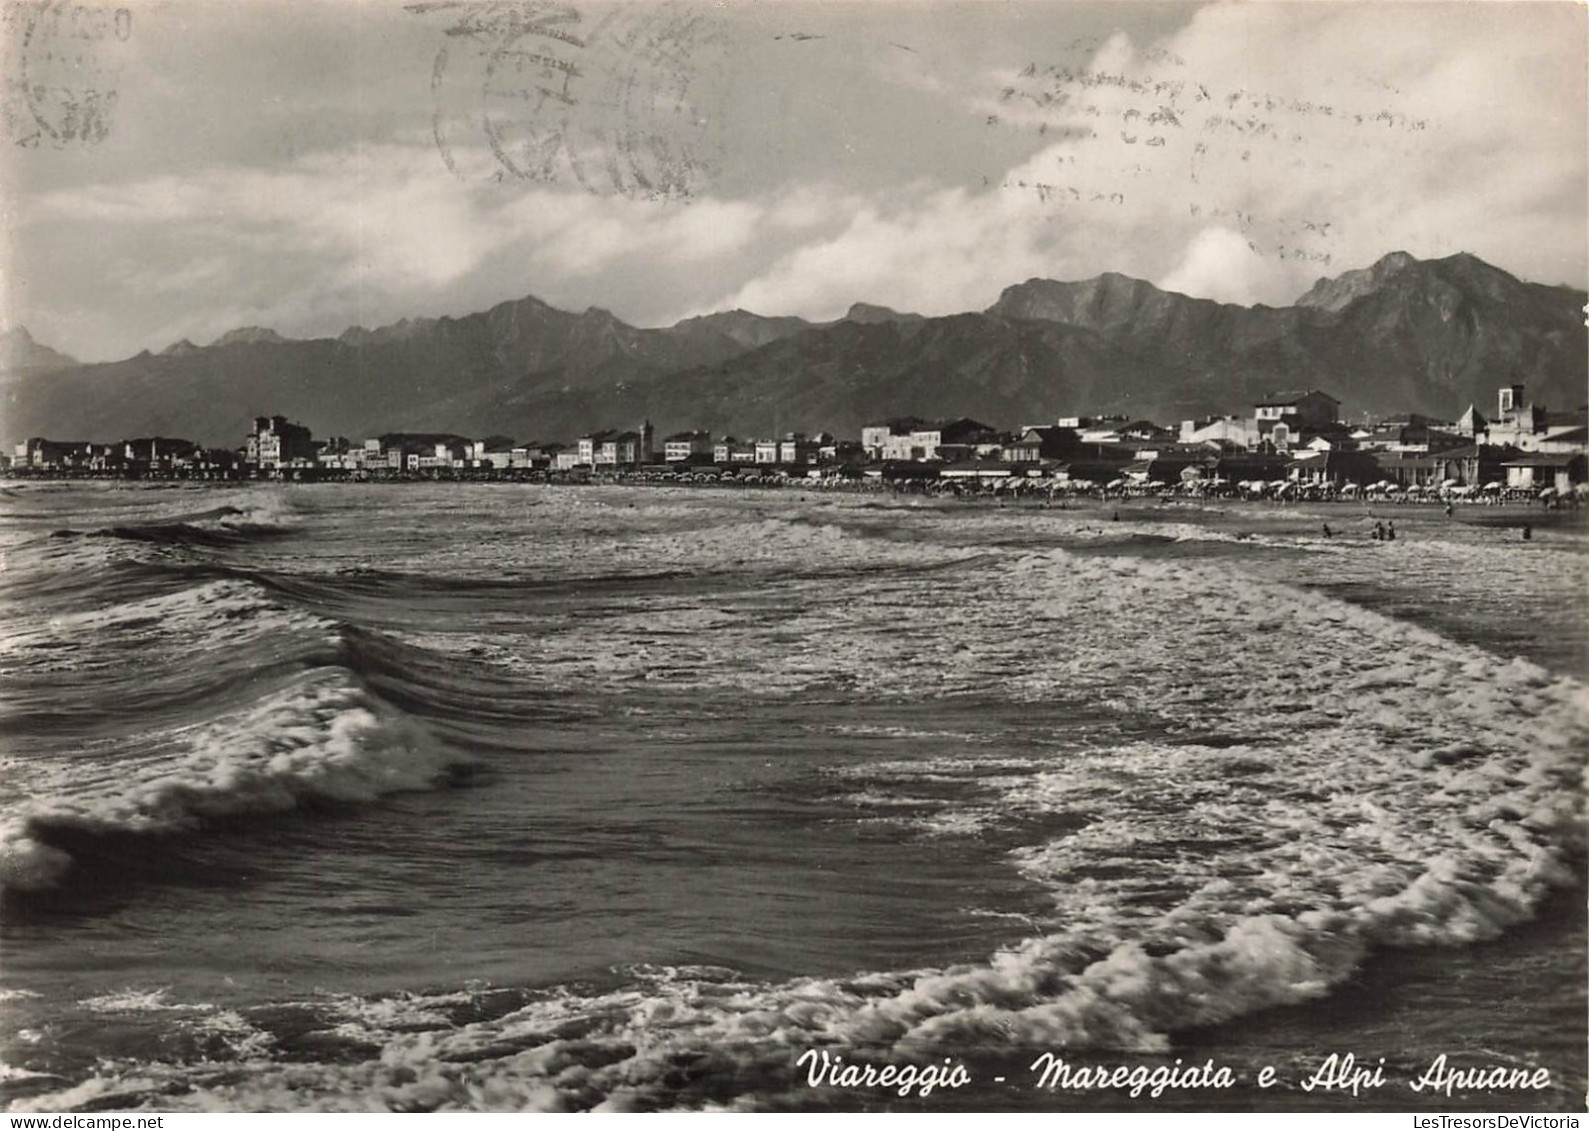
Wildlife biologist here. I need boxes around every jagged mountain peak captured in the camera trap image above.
[486,292,557,320]
[987,271,1204,330]
[1295,250,1528,313]
[992,270,1164,302]
[844,302,924,324]
[341,316,440,346]
[160,338,200,356]
[1093,269,1161,288]
[668,307,813,350]
[1,325,79,373]
[1295,250,1433,310]
[210,326,288,348]
[673,307,781,328]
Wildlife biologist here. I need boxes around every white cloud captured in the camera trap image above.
[1159,227,1282,305]
[710,1,1587,316]
[23,142,796,353]
[715,185,1058,318]
[12,2,1584,359]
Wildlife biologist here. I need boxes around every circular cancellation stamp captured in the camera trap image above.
[414,0,726,200]
[2,0,132,148]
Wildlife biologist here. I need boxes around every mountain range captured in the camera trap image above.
[3,251,1584,447]
[0,327,79,378]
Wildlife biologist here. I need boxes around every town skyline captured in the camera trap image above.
[13,379,1587,503]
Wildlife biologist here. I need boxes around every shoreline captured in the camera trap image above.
[4,469,1583,509]
[6,473,1584,540]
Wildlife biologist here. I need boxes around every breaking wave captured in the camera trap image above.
[0,546,471,899]
[47,496,302,549]
[0,667,463,894]
[9,538,1584,1111]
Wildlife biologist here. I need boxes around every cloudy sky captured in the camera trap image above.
[2,0,1585,361]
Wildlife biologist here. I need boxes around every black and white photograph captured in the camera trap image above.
[1,0,1586,1115]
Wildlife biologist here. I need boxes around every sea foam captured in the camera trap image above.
[10,536,1583,1111]
[0,669,458,892]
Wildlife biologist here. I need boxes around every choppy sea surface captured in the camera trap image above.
[0,481,1584,1113]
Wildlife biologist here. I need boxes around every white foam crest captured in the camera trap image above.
[0,578,332,671]
[0,927,1349,1109]
[598,514,975,577]
[115,488,304,534]
[8,1075,169,1114]
[0,829,74,891]
[0,670,457,892]
[185,1009,277,1059]
[201,492,300,532]
[1,849,1573,1115]
[78,988,209,1014]
[406,506,1568,711]
[352,493,982,583]
[311,989,481,1039]
[825,724,1001,743]
[371,522,1585,1030]
[906,547,1581,894]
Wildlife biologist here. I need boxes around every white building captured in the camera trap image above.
[664,430,712,462]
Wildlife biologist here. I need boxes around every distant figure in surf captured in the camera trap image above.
[1387,521,1396,541]
[1322,523,1332,538]
[1523,524,1533,541]
[1372,521,1384,541]
[1112,510,1119,522]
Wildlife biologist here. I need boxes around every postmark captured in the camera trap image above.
[985,51,1433,268]
[413,0,725,199]
[2,0,132,148]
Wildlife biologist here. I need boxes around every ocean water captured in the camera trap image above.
[0,481,1584,1113]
